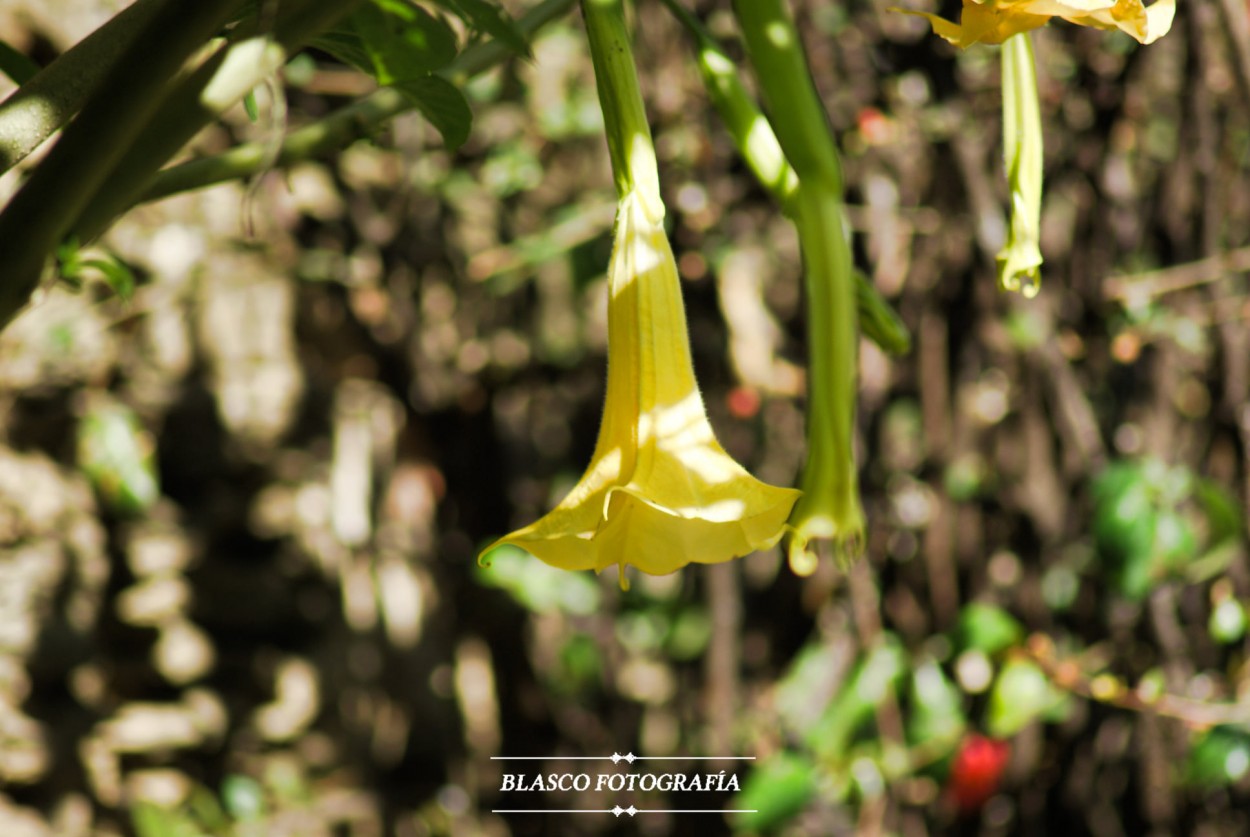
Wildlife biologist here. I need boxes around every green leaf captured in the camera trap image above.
[807,637,907,761]
[953,603,1024,656]
[77,398,160,516]
[985,658,1057,738]
[0,40,39,85]
[732,753,817,833]
[1209,598,1248,645]
[222,774,266,821]
[854,268,911,355]
[906,660,966,748]
[435,0,530,57]
[130,803,200,837]
[1196,478,1242,545]
[1184,726,1250,788]
[308,30,375,73]
[475,544,601,616]
[395,74,472,148]
[80,257,137,301]
[354,1,458,83]
[243,89,260,122]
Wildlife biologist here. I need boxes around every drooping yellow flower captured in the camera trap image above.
[899,0,1175,47]
[482,189,801,588]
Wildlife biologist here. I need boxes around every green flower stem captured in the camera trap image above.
[580,0,661,212]
[0,0,164,174]
[0,0,245,328]
[998,31,1043,297]
[658,0,797,206]
[139,0,576,205]
[70,0,364,246]
[732,0,863,564]
[661,0,909,356]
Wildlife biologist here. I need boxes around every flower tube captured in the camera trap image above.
[481,0,799,588]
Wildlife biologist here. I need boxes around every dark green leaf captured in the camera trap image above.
[0,40,40,85]
[1184,726,1250,788]
[308,30,375,73]
[354,1,458,83]
[436,0,530,57]
[394,75,472,148]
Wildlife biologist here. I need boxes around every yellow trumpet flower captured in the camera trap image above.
[482,189,800,588]
[899,0,1175,47]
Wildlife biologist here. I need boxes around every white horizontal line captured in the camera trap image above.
[485,759,612,764]
[487,759,750,764]
[635,759,750,764]
[491,810,759,815]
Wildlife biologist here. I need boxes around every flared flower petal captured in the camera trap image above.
[897,0,1174,47]
[483,192,800,587]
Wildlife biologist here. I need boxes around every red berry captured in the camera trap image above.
[947,734,1010,813]
[726,386,761,420]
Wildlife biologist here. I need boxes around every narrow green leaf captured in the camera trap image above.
[243,89,260,122]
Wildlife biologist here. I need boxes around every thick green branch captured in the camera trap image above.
[0,0,165,174]
[0,0,245,327]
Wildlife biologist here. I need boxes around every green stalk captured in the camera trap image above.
[581,0,661,213]
[997,31,1043,297]
[0,0,165,174]
[732,0,863,566]
[661,0,909,356]
[0,0,245,328]
[139,0,576,204]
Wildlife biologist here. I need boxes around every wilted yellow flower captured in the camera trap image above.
[899,0,1175,47]
[482,189,800,588]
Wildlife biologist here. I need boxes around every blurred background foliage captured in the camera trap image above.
[0,0,1248,835]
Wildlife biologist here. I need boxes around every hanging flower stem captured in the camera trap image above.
[580,0,661,212]
[732,0,863,569]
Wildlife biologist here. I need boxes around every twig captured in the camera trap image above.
[1102,245,1250,303]
[1025,635,1249,728]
